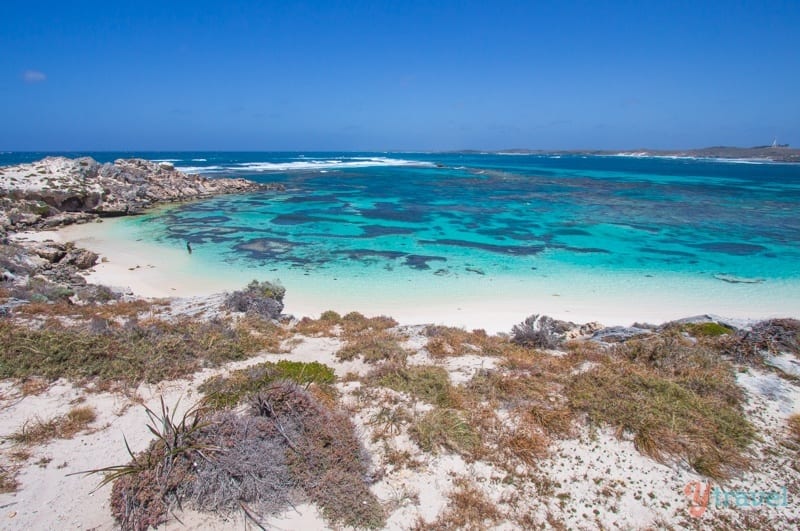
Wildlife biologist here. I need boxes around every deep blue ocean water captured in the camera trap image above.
[3,151,800,323]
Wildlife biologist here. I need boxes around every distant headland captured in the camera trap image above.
[459,146,800,163]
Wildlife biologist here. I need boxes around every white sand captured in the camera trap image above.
[12,219,800,334]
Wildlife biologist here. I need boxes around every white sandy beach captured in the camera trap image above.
[12,219,800,333]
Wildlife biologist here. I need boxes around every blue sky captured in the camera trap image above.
[1,0,798,151]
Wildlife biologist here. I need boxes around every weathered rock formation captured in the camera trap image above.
[0,156,282,233]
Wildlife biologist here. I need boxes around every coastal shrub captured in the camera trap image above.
[567,346,755,479]
[11,277,74,303]
[6,406,96,445]
[224,279,285,319]
[723,318,800,363]
[0,316,282,386]
[336,329,408,363]
[511,314,569,349]
[102,386,383,531]
[199,360,336,409]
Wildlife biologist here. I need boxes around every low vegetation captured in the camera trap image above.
[6,406,96,445]
[568,336,755,479]
[0,465,18,494]
[199,360,336,409]
[224,279,285,319]
[0,315,287,387]
[416,476,503,530]
[97,386,384,531]
[368,363,462,408]
[336,329,408,363]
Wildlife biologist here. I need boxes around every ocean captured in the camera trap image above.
[4,151,800,326]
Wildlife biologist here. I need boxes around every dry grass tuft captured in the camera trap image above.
[0,315,286,387]
[293,310,342,337]
[417,476,503,530]
[367,363,462,408]
[568,336,754,479]
[7,405,96,445]
[410,407,482,458]
[788,414,800,443]
[199,360,336,409]
[0,465,18,493]
[424,325,490,358]
[336,329,408,363]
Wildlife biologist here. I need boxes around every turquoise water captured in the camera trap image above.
[101,152,800,283]
[4,151,800,322]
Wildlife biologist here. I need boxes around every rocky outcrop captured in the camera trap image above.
[0,156,282,232]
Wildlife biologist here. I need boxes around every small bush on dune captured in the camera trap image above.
[224,280,285,319]
[723,318,800,363]
[511,314,570,349]
[99,386,383,531]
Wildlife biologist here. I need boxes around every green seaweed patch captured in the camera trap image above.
[200,360,336,409]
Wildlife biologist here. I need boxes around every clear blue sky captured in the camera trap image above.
[1,0,798,151]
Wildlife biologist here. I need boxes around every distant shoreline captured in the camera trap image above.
[2,146,799,164]
[453,146,800,163]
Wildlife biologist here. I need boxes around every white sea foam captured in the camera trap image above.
[175,165,225,173]
[175,157,431,174]
[151,158,182,162]
[191,158,207,162]
[230,157,433,172]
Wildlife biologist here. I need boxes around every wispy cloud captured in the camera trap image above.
[22,70,47,83]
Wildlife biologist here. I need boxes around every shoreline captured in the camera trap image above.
[15,218,799,334]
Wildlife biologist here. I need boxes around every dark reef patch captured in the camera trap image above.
[234,237,298,260]
[691,242,768,256]
[640,247,697,258]
[403,255,447,270]
[271,213,336,225]
[360,202,429,223]
[420,238,545,256]
[359,225,416,238]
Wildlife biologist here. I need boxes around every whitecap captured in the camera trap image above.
[151,158,182,162]
[191,158,207,162]
[229,157,434,172]
[175,165,225,173]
